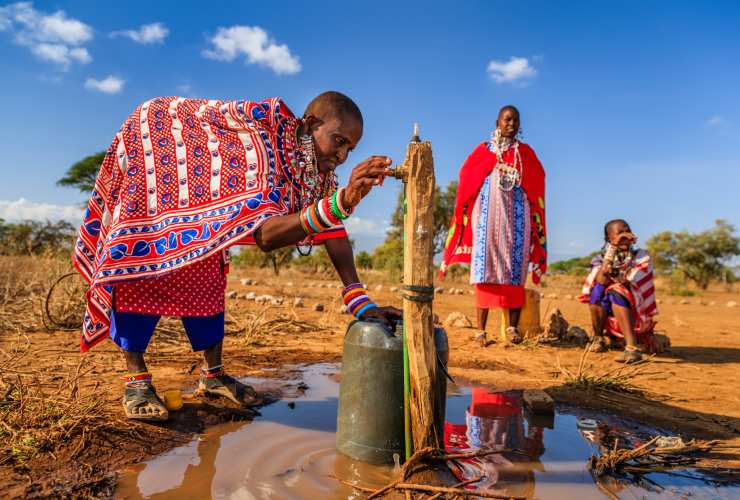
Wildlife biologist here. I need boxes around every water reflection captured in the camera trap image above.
[444,389,544,499]
[117,366,739,500]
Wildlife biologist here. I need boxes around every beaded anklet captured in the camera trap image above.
[123,372,152,388]
[201,365,225,378]
[342,283,378,319]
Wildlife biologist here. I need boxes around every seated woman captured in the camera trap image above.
[578,219,658,363]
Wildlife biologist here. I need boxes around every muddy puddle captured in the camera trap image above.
[116,363,738,499]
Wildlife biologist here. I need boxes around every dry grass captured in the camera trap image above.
[556,346,654,395]
[589,435,728,477]
[0,333,131,469]
[0,256,83,334]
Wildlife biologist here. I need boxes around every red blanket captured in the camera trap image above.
[73,96,345,351]
[440,142,546,282]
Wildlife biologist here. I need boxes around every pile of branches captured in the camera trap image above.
[341,446,525,499]
[589,436,724,477]
[0,336,137,469]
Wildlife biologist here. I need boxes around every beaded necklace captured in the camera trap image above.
[289,124,337,255]
[490,128,523,192]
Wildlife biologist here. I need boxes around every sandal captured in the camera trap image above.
[589,336,608,353]
[198,373,263,407]
[506,326,523,345]
[123,384,169,422]
[474,332,488,347]
[615,347,642,364]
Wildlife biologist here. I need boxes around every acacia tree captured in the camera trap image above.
[647,220,739,289]
[57,152,105,194]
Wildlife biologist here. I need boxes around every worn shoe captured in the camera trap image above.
[506,326,523,344]
[615,348,642,364]
[589,336,609,353]
[123,384,169,422]
[475,331,488,347]
[198,373,263,407]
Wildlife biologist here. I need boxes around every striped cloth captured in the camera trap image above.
[578,248,658,335]
[73,96,345,351]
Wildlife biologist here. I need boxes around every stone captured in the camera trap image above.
[444,312,473,328]
[245,292,257,300]
[544,310,568,340]
[656,299,662,305]
[390,286,399,292]
[523,389,554,415]
[565,326,589,346]
[313,303,325,312]
[240,278,252,286]
[375,284,383,292]
[698,299,708,306]
[434,287,444,294]
[293,297,305,308]
[564,294,573,300]
[226,291,238,299]
[540,293,546,299]
[255,295,273,304]
[546,293,559,299]
[339,305,349,314]
[270,296,284,306]
[709,301,716,306]
[672,315,689,328]
[727,301,738,308]
[285,282,294,288]
[654,332,671,353]
[680,299,689,305]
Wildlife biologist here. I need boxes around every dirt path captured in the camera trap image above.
[1,266,738,497]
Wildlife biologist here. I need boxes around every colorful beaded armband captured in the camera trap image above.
[299,191,352,236]
[342,283,377,319]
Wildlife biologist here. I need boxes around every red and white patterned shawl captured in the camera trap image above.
[73,96,345,352]
[578,248,658,334]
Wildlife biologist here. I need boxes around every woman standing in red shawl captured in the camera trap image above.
[441,106,546,346]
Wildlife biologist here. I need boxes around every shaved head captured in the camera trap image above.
[498,105,520,119]
[304,91,363,127]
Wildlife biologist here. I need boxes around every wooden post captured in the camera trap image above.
[399,140,442,451]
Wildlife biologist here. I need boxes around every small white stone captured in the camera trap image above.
[246,292,257,300]
[390,286,399,292]
[727,301,738,308]
[270,297,284,306]
[293,297,305,307]
[285,282,294,287]
[434,287,444,294]
[565,294,573,300]
[375,284,383,292]
[226,291,238,299]
[547,293,559,299]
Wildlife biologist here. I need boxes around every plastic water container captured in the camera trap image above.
[336,319,448,464]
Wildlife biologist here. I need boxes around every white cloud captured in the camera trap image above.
[0,2,93,69]
[111,22,168,44]
[344,217,388,237]
[705,115,730,127]
[203,25,301,75]
[487,56,537,84]
[0,198,83,224]
[85,75,125,94]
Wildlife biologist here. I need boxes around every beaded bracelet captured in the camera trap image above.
[299,193,348,235]
[342,282,378,319]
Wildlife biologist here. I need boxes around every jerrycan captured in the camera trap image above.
[336,319,448,464]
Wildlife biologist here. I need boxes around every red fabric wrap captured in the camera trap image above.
[440,142,547,283]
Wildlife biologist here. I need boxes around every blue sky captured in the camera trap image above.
[0,0,738,260]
